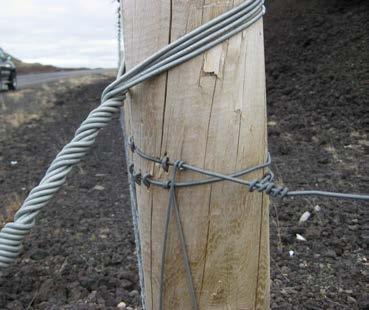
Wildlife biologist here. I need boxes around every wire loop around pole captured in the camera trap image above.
[128,136,369,201]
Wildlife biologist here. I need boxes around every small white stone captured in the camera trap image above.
[10,161,18,166]
[94,185,105,191]
[117,301,127,309]
[296,234,307,242]
[299,211,311,223]
[289,250,294,257]
[314,205,321,212]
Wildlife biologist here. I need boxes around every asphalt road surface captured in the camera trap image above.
[17,69,112,88]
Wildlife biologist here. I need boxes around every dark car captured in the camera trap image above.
[0,48,17,91]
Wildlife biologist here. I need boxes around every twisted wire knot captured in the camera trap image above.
[129,163,146,186]
[161,156,170,172]
[249,172,288,198]
[174,160,186,171]
[131,168,142,185]
[163,180,172,190]
[142,173,152,188]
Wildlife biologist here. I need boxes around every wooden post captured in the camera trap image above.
[121,1,269,309]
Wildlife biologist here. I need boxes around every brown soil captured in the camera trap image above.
[0,0,368,309]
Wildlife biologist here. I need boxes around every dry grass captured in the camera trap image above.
[0,193,23,229]
[4,112,40,128]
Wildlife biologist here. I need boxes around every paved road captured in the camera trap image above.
[17,69,112,88]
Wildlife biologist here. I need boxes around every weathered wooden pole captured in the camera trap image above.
[121,1,269,309]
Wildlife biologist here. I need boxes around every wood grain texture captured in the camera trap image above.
[121,1,270,309]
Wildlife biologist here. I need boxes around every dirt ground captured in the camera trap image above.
[265,0,369,308]
[0,75,139,309]
[0,0,368,309]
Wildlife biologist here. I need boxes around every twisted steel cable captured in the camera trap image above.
[0,0,266,268]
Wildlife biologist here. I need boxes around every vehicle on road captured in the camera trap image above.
[0,48,17,91]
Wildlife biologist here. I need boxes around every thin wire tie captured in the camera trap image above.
[159,160,198,310]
